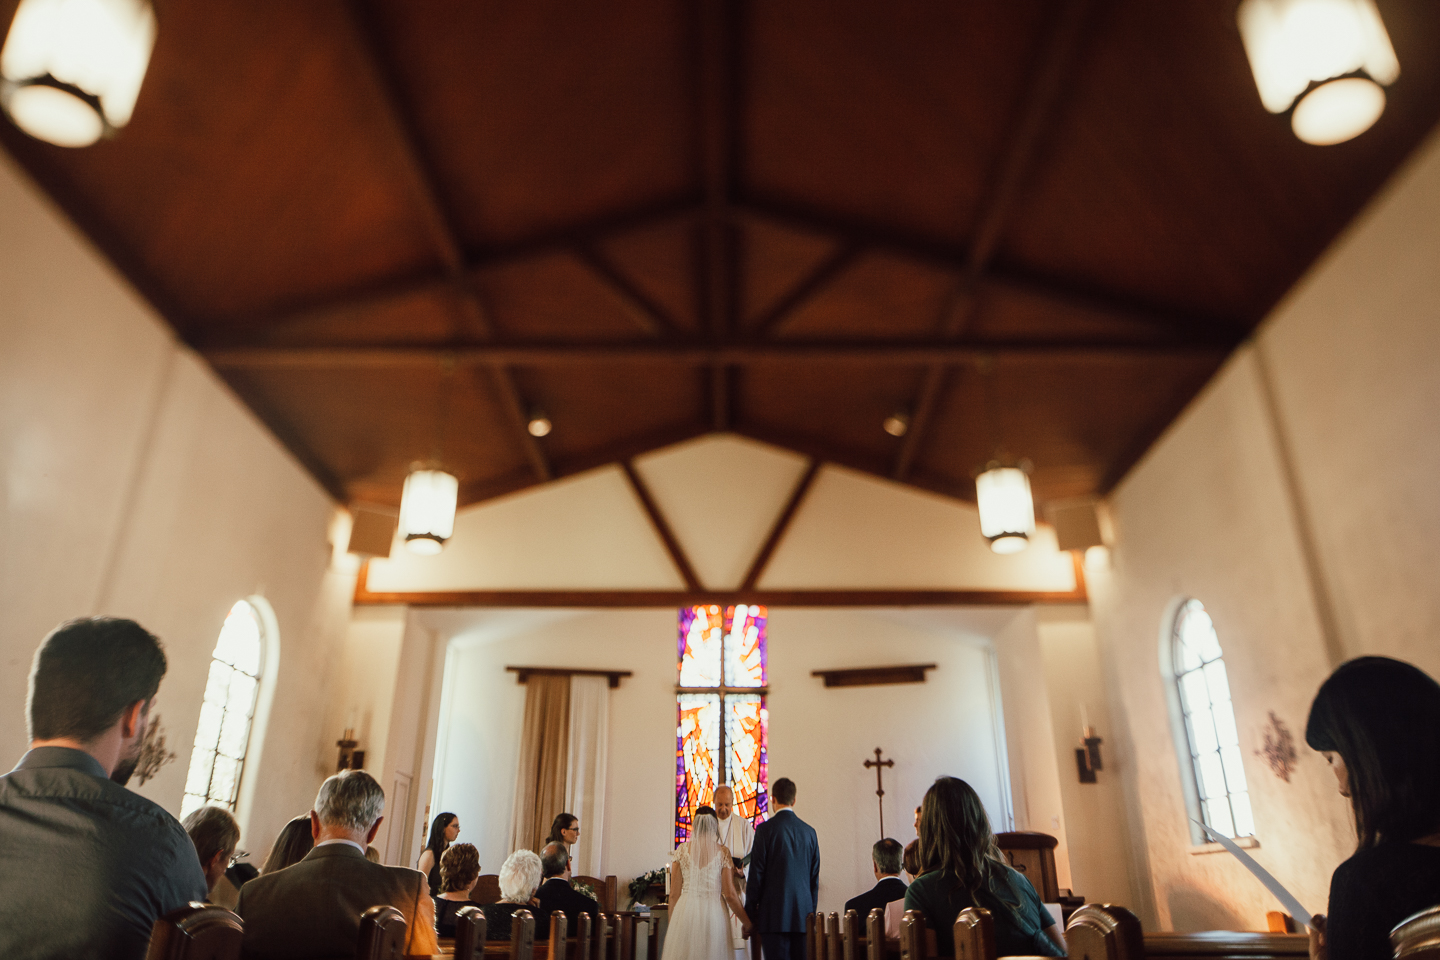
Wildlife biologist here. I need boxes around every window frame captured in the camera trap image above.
[181,599,267,818]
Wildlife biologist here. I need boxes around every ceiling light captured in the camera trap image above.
[399,468,457,556]
[976,464,1035,554]
[527,411,552,438]
[0,0,157,147]
[883,412,909,437]
[1237,0,1398,145]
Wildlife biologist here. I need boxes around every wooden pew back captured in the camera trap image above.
[1142,930,1308,960]
[573,876,619,914]
[995,832,1061,903]
[475,875,502,905]
[1392,905,1440,960]
[454,904,488,960]
[356,905,407,960]
[952,907,994,960]
[1067,904,1143,960]
[145,902,244,960]
[511,909,536,960]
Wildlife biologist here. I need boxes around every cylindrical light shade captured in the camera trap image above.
[399,469,457,555]
[1237,0,1398,145]
[0,0,156,147]
[976,466,1035,555]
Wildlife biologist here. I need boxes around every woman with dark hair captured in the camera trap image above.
[902,777,1063,957]
[418,812,460,897]
[259,815,314,875]
[1305,657,1440,960]
[546,813,580,847]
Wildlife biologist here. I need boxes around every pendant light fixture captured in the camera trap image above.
[973,357,1036,554]
[1237,0,1399,145]
[0,0,157,147]
[976,462,1036,554]
[399,360,458,555]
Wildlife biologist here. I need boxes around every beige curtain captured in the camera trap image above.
[564,675,610,876]
[511,675,571,854]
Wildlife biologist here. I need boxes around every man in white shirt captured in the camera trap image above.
[714,785,756,956]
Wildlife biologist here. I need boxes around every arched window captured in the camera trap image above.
[1172,599,1253,838]
[181,600,265,818]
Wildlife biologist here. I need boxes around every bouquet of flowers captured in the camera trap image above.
[628,867,668,907]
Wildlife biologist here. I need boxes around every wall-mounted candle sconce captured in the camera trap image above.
[337,727,365,772]
[1076,725,1103,783]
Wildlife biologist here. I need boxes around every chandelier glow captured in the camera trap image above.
[0,0,156,147]
[1237,0,1399,145]
[399,469,458,555]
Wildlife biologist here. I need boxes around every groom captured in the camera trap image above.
[744,778,819,960]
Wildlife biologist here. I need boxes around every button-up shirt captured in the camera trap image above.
[0,746,209,960]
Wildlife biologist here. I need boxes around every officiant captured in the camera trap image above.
[714,785,756,953]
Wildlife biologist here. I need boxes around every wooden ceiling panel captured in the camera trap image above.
[0,0,443,324]
[999,0,1440,323]
[971,284,1192,344]
[370,0,697,247]
[739,216,840,330]
[251,285,466,347]
[476,252,656,339]
[746,1,1049,246]
[595,217,704,334]
[775,251,954,339]
[739,365,926,466]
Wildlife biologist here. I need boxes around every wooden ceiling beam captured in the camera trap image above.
[699,0,739,428]
[573,244,682,335]
[621,460,703,591]
[741,457,822,590]
[204,336,1232,369]
[344,0,551,482]
[751,243,862,337]
[893,0,1100,481]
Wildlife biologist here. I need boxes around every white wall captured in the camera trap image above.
[418,605,1109,914]
[0,150,351,863]
[1087,124,1440,929]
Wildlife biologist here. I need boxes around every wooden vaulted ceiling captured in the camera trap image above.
[5,0,1440,511]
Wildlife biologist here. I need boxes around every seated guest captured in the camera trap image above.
[536,841,600,926]
[484,850,544,940]
[904,777,1063,957]
[183,804,241,901]
[260,814,314,874]
[435,843,486,937]
[903,839,922,881]
[1306,657,1440,960]
[366,845,382,863]
[846,838,906,924]
[237,770,438,959]
[0,618,208,960]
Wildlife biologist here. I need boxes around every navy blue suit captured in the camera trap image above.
[744,808,819,960]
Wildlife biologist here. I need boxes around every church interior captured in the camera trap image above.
[3,0,1440,945]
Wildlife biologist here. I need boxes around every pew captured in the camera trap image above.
[550,912,569,960]
[592,913,611,960]
[1068,904,1144,960]
[357,905,407,960]
[995,833,1085,922]
[145,902,244,960]
[511,909,536,960]
[1392,905,1440,960]
[828,913,844,960]
[952,908,994,960]
[574,876,621,914]
[454,905,488,960]
[576,912,593,960]
[867,906,888,960]
[475,875,502,905]
[1142,930,1308,960]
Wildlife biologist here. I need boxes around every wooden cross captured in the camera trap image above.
[863,747,895,839]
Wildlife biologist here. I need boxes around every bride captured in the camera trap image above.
[663,812,752,960]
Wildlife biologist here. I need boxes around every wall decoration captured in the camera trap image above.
[1255,710,1298,782]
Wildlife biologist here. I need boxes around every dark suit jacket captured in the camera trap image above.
[744,808,820,934]
[844,876,907,919]
[535,877,600,928]
[236,842,437,959]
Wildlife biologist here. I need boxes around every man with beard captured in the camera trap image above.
[0,617,208,959]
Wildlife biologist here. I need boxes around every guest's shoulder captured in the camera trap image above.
[1335,841,1440,885]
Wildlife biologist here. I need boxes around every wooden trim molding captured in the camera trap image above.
[506,665,633,688]
[351,556,1088,608]
[811,664,937,687]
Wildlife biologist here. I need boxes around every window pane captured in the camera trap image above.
[214,601,262,676]
[180,793,205,819]
[1197,752,1227,800]
[1230,792,1256,837]
[675,693,720,842]
[193,701,224,751]
[185,748,215,796]
[723,605,767,688]
[1203,797,1235,838]
[210,754,239,805]
[203,660,232,707]
[1212,702,1240,747]
[1187,706,1218,756]
[1204,660,1232,704]
[678,607,724,688]
[1220,744,1249,793]
[725,694,768,821]
[1177,638,1202,672]
[226,671,257,719]
[1180,671,1210,713]
[218,710,251,760]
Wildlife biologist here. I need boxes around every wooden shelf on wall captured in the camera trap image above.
[811,664,937,688]
[506,665,634,688]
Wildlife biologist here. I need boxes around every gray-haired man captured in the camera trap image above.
[237,770,437,959]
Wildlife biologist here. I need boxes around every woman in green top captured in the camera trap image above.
[903,777,1065,958]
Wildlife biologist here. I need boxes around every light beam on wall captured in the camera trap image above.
[0,0,156,147]
[399,468,457,555]
[975,464,1035,554]
[1237,0,1399,145]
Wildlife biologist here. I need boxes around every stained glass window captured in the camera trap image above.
[675,604,768,844]
[1172,599,1253,839]
[182,600,264,818]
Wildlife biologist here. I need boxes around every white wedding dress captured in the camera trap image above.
[662,817,738,960]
